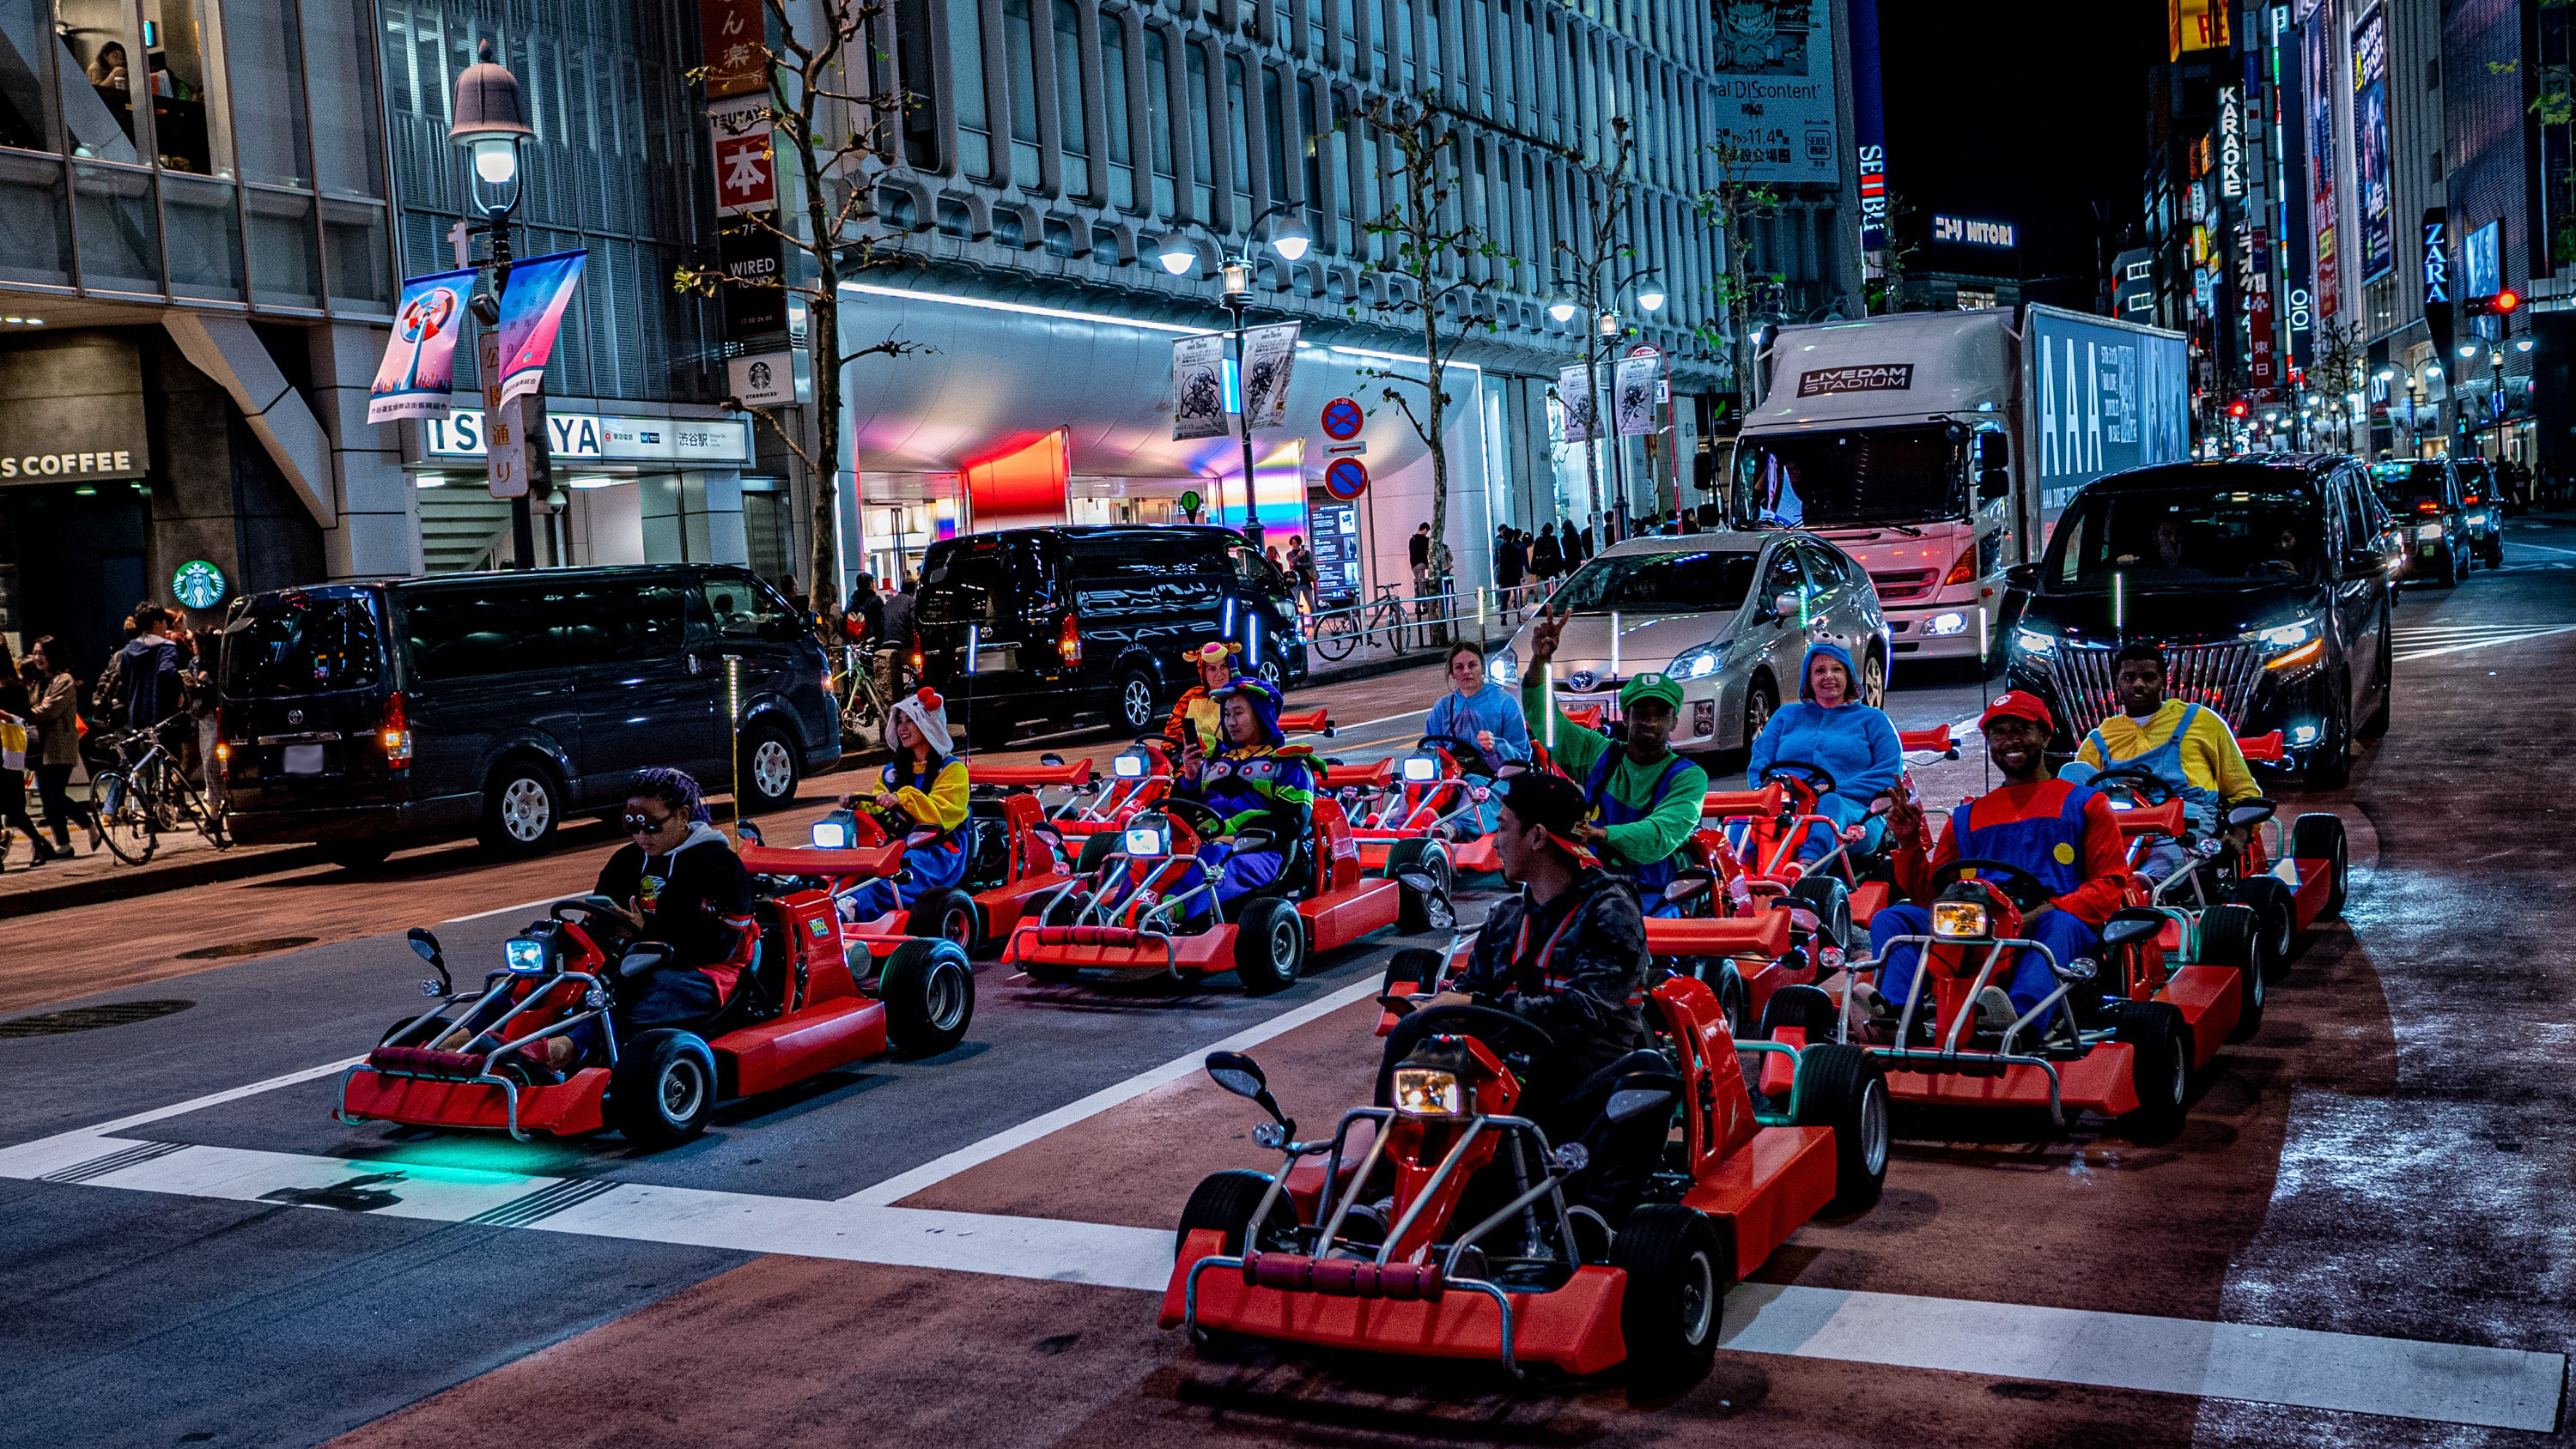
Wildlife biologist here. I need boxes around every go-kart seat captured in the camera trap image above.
[1218,828,1314,921]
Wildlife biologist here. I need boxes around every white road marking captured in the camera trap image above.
[841,974,1386,1204]
[2393,622,2576,664]
[1719,1283,2563,1433]
[2499,538,2576,556]
[441,895,571,925]
[85,1055,367,1137]
[0,1130,2557,1431]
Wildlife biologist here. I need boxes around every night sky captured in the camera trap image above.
[1878,0,2166,310]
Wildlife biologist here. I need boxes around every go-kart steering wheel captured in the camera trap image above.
[550,894,626,924]
[2083,765,2173,806]
[1404,1002,1557,1058]
[1156,796,1232,841]
[1416,733,1496,776]
[1761,761,1838,797]
[1928,858,2056,914]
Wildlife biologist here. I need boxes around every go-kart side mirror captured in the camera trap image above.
[618,943,675,979]
[737,820,766,847]
[2099,914,2164,951]
[1040,752,1065,767]
[1206,1050,1292,1134]
[2054,955,2101,984]
[407,927,453,995]
[1606,1084,1680,1125]
[2227,798,2278,830]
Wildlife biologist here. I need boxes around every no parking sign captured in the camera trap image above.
[1321,397,1364,440]
[1323,457,1369,500]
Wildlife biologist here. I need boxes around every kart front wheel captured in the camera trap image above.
[2288,812,2348,920]
[1233,897,1304,995]
[1175,1167,1296,1258]
[611,1029,719,1148]
[1758,984,1839,1044]
[2198,903,2269,1040]
[1073,832,1120,876]
[2112,1001,2191,1139]
[1615,1203,1728,1386]
[1384,839,1455,933]
[1791,1042,1891,1213]
[906,887,982,954]
[1788,875,1851,953]
[2227,873,2296,973]
[881,938,976,1056]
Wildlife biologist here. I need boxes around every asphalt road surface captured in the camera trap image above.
[4,522,2572,1448]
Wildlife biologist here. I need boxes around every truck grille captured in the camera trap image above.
[1869,568,1939,603]
[2046,641,2262,730]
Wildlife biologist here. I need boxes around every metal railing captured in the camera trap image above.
[1297,581,1554,669]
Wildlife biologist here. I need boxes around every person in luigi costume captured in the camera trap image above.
[1520,607,1710,915]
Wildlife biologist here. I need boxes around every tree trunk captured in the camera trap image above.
[1423,297,1450,644]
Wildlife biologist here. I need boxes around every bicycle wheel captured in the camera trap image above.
[1375,604,1408,655]
[93,773,158,865]
[177,781,230,850]
[1312,611,1358,662]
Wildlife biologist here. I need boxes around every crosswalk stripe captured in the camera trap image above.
[2392,623,2576,664]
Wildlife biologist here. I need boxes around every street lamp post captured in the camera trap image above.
[451,39,538,568]
[1552,269,1665,540]
[1156,206,1312,548]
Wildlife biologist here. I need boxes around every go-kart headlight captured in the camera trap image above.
[1486,651,1520,686]
[1671,640,1729,679]
[1113,750,1147,779]
[1392,1067,1464,1116]
[1930,901,1990,940]
[503,937,548,973]
[1402,755,1440,783]
[811,817,851,849]
[1123,817,1170,858]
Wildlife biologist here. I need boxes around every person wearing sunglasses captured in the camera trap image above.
[591,767,751,1036]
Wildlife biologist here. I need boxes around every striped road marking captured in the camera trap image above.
[2391,622,2576,664]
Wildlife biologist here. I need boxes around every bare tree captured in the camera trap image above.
[1865,187,1922,315]
[676,0,922,634]
[1354,90,1511,624]
[1549,118,1640,532]
[1691,140,1783,413]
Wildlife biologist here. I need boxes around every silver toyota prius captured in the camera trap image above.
[1488,530,1893,755]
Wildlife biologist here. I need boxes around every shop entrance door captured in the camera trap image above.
[0,483,150,682]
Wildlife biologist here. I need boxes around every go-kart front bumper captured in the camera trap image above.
[1161,1228,1633,1375]
[337,1064,611,1141]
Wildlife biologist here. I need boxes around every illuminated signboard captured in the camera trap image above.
[1931,215,2016,248]
[2218,86,2245,198]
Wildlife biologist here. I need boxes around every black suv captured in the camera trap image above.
[2002,456,2396,788]
[913,526,1306,749]
[2367,458,2474,585]
[220,566,838,864]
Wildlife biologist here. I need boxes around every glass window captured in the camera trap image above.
[160,173,242,300]
[695,569,799,642]
[1298,79,1320,233]
[1553,550,1759,611]
[1185,40,1212,217]
[1329,90,1352,252]
[1101,15,1133,209]
[139,0,233,175]
[1143,26,1174,215]
[61,0,148,161]
[223,0,308,185]
[1731,427,1968,530]
[244,185,320,307]
[1370,0,1389,84]
[301,0,380,194]
[1004,0,1040,188]
[1225,54,1250,223]
[1260,65,1285,209]
[321,195,389,312]
[2044,478,2325,587]
[1394,0,1413,89]
[223,596,385,695]
[1052,0,1088,197]
[562,581,690,661]
[950,0,993,178]
[1338,0,1358,73]
[0,0,67,154]
[1309,0,1327,58]
[1424,0,1438,93]
[405,583,584,680]
[0,154,72,286]
[73,161,161,291]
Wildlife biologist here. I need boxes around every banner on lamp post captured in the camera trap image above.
[368,268,474,422]
[1558,364,1598,443]
[479,331,528,500]
[493,250,587,409]
[1172,334,1230,440]
[1615,351,1662,437]
[1240,322,1301,429]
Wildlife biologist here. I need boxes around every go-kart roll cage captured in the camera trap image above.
[1844,931,2114,1127]
[1004,812,1259,974]
[339,954,623,1144]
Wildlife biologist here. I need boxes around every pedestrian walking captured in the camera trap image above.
[0,638,58,868]
[1285,534,1318,613]
[23,654,95,856]
[1529,524,1562,583]
[1558,518,1582,567]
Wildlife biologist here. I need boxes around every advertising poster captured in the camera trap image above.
[1171,334,1230,440]
[1307,501,1364,602]
[492,250,587,408]
[2305,3,2340,319]
[1240,322,1301,430]
[1710,0,1840,185]
[1614,352,1662,437]
[368,268,473,422]
[708,96,775,218]
[2026,312,2191,512]
[1557,364,1597,443]
[2353,3,2393,283]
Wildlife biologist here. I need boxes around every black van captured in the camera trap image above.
[2002,456,2396,789]
[219,565,838,865]
[912,526,1306,749]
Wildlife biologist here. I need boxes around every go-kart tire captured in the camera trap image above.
[2289,812,2349,920]
[1710,962,1750,1039]
[1073,832,1120,876]
[1788,875,1851,951]
[2111,1000,2191,1138]
[1233,897,1304,996]
[906,886,983,953]
[1382,945,1447,996]
[1385,838,1455,933]
[611,1029,720,1148]
[1758,983,1839,1044]
[2227,875,2296,973]
[1791,1041,1891,1213]
[2197,903,2268,1040]
[1175,1167,1297,1257]
[880,938,975,1056]
[1614,1203,1729,1386]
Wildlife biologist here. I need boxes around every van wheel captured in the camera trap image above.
[1859,648,1887,709]
[738,726,800,813]
[1115,670,1161,735]
[478,760,562,856]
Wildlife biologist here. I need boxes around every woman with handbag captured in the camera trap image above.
[21,653,94,857]
[0,640,58,867]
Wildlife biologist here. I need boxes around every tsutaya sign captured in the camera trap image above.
[426,410,752,465]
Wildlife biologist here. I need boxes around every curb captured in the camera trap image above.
[0,841,332,920]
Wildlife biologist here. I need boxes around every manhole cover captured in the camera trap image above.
[175,936,319,961]
[0,1000,196,1038]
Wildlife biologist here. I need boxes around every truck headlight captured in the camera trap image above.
[2011,626,2057,658]
[1671,641,1729,679]
[2246,617,2317,652]
[1392,1067,1464,1116]
[1925,611,1969,637]
[1931,901,1990,939]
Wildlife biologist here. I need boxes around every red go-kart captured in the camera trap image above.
[1162,979,1890,1380]
[340,875,974,1147]
[1337,732,1516,881]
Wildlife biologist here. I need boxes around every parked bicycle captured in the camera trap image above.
[833,644,912,745]
[90,712,228,865]
[1311,584,1423,662]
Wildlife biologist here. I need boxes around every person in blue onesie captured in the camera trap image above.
[1163,678,1315,919]
[1420,640,1530,834]
[1744,640,1902,863]
[1864,691,2131,1034]
[841,687,971,921]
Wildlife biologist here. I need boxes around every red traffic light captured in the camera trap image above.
[2498,288,2520,313]
[2228,399,2250,417]
[2463,289,2522,317]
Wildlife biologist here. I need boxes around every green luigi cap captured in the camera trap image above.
[1619,671,1683,712]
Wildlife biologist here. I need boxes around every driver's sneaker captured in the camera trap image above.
[1975,986,2018,1034]
[1849,980,1893,1025]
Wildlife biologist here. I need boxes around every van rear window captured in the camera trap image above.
[222,597,385,696]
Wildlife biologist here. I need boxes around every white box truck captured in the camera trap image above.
[1727,305,2190,664]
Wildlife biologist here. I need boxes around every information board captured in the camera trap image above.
[1308,502,1364,603]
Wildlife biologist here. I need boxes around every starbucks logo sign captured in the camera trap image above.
[172,559,227,610]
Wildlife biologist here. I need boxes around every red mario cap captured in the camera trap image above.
[1978,690,2054,732]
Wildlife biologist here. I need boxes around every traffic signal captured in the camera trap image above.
[2463,289,2521,317]
[2228,399,2250,417]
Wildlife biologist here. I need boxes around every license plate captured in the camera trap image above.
[1559,691,1618,718]
[974,646,1017,671]
[2419,543,2438,557]
[283,743,325,775]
